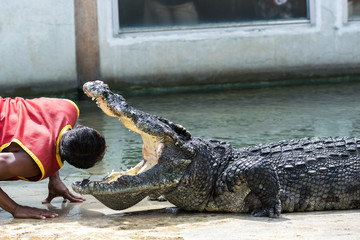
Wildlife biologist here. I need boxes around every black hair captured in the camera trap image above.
[60,126,106,169]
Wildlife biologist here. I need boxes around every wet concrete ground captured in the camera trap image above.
[0,181,359,240]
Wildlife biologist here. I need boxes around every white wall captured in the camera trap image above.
[0,0,359,94]
[97,0,360,90]
[0,0,76,94]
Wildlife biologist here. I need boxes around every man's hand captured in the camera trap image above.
[0,188,58,219]
[42,172,85,204]
[12,205,58,219]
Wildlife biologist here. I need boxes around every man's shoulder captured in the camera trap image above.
[30,98,80,118]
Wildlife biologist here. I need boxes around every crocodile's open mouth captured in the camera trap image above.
[84,87,164,183]
[72,81,193,210]
[103,134,165,183]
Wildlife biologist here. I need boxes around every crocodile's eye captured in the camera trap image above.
[81,179,91,187]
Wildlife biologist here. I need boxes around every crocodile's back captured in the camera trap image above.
[241,137,360,212]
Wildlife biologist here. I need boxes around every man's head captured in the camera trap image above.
[60,126,106,169]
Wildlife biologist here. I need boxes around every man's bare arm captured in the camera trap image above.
[0,187,17,214]
[0,145,58,219]
[0,143,41,180]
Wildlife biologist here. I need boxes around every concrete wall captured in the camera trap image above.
[0,0,76,94]
[1,0,360,95]
[98,0,360,91]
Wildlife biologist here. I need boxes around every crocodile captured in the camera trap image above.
[72,80,360,217]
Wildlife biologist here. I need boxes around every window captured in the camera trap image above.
[348,0,360,20]
[116,0,310,33]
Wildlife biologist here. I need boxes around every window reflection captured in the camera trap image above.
[144,0,198,26]
[254,0,308,20]
[118,0,309,31]
[349,0,360,19]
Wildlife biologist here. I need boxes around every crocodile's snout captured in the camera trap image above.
[72,179,92,194]
[83,80,110,99]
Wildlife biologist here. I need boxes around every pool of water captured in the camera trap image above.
[4,82,360,181]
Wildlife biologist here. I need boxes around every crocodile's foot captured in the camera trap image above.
[252,200,281,218]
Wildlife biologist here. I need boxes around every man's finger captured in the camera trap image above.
[64,191,85,202]
[39,211,58,218]
[41,195,54,204]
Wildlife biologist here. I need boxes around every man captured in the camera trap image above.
[0,96,106,219]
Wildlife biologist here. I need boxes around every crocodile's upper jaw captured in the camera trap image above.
[83,83,165,182]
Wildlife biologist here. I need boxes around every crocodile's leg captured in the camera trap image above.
[211,157,280,216]
[245,159,281,217]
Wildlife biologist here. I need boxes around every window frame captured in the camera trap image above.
[112,0,316,37]
[346,0,360,22]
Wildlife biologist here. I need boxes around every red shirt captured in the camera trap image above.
[0,97,79,181]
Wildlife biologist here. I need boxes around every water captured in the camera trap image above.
[3,82,360,182]
[70,81,360,180]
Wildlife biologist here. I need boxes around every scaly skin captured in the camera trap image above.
[72,81,360,217]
